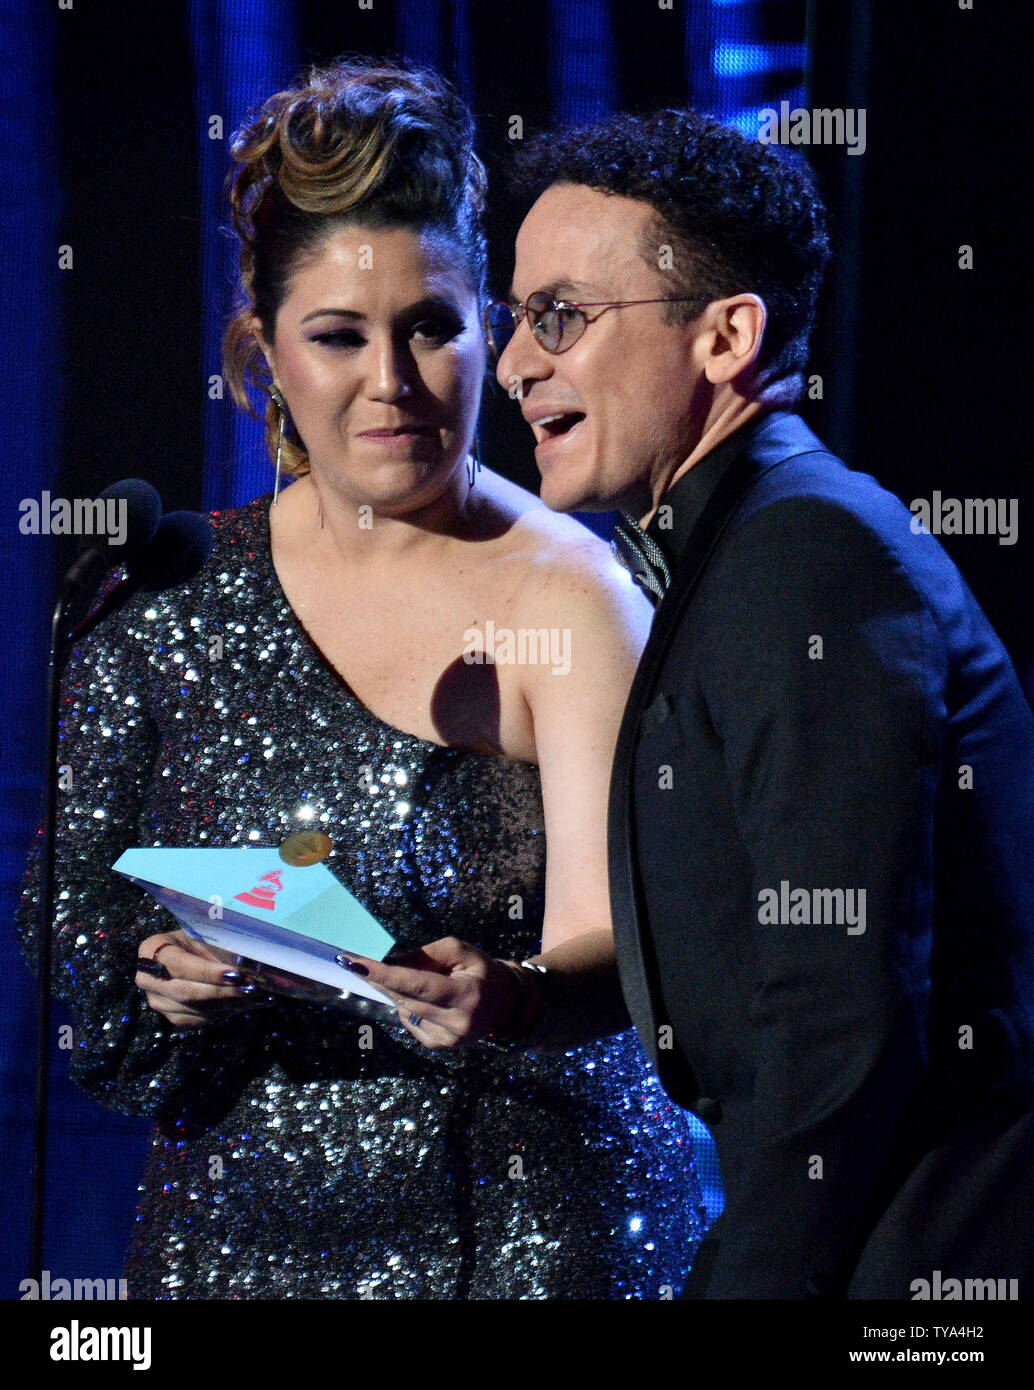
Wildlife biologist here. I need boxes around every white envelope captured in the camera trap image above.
[114,846,397,1012]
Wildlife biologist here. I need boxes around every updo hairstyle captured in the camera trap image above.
[222,59,488,477]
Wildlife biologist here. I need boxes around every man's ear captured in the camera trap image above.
[701,293,767,385]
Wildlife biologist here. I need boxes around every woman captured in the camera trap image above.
[18,59,705,1298]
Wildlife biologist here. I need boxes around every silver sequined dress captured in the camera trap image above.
[17,494,706,1299]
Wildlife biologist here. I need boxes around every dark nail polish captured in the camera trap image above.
[136,958,170,980]
[344,961,369,976]
[221,969,243,983]
[237,982,256,995]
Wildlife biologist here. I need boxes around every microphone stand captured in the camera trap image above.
[30,551,105,1286]
[28,497,211,1287]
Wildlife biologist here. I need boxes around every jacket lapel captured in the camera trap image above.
[608,413,831,1093]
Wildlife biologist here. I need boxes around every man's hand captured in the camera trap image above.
[135,929,274,1028]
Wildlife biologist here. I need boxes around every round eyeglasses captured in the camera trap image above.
[483,290,707,360]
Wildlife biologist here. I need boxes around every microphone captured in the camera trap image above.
[67,509,215,643]
[135,509,215,589]
[63,478,163,592]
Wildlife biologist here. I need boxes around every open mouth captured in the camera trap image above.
[534,412,586,443]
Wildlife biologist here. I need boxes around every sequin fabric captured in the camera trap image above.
[17,493,706,1299]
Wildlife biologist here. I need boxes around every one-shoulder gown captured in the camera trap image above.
[17,495,707,1299]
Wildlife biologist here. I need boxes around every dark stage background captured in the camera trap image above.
[1,0,1029,1300]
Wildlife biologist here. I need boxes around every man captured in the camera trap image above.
[484,108,1034,1299]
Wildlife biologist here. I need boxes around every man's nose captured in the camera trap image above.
[496,320,550,398]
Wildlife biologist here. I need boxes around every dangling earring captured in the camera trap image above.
[268,384,287,505]
[467,433,483,490]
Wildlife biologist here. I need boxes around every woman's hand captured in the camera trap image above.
[135,929,274,1029]
[356,929,629,1053]
[351,937,522,1049]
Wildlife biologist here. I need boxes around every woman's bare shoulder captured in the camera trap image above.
[474,468,613,569]
[473,468,650,635]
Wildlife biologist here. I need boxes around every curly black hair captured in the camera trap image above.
[514,108,830,387]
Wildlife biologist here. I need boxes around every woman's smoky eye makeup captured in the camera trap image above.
[309,326,365,348]
[400,298,467,345]
[306,301,467,350]
[411,310,465,343]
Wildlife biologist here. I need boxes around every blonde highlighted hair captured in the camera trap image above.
[222,58,487,478]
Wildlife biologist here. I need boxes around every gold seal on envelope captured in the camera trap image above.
[278,831,333,866]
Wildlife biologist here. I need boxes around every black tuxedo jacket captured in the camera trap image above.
[609,411,1034,1298]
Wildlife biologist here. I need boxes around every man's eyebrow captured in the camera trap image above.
[506,279,597,303]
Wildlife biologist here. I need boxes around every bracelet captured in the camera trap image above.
[484,959,550,1049]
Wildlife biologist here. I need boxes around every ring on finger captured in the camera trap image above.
[408,1013,422,1028]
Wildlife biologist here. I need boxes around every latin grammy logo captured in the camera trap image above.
[234,870,283,911]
